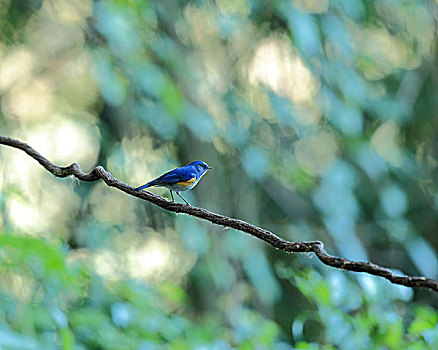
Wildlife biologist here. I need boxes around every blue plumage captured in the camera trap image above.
[134,161,211,205]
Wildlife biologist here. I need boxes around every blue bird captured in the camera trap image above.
[134,161,212,205]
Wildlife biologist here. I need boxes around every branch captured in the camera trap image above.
[1,135,437,292]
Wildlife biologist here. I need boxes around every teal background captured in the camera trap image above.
[0,0,438,348]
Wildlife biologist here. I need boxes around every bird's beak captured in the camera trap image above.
[207,166,212,169]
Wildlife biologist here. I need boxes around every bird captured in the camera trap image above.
[134,161,212,205]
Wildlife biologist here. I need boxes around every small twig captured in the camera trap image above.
[1,135,437,291]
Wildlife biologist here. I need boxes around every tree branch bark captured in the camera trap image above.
[1,135,437,291]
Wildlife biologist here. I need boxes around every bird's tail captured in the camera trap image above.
[134,179,159,191]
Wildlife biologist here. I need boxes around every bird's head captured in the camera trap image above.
[188,161,212,175]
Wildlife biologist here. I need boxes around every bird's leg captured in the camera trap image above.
[176,192,190,205]
[169,190,175,202]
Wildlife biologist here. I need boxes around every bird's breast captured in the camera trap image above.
[166,177,198,191]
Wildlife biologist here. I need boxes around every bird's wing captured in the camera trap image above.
[156,167,197,184]
[134,166,197,191]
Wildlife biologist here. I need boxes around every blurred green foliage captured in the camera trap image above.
[1,0,438,348]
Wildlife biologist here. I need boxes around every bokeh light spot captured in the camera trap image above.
[249,37,319,105]
[295,130,338,175]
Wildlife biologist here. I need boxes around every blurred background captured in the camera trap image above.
[1,0,438,348]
